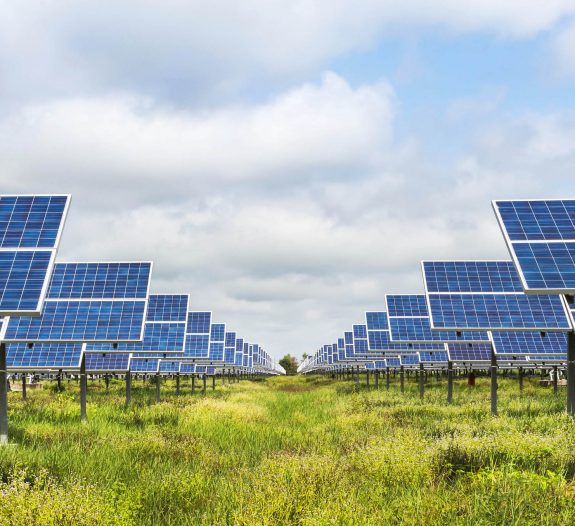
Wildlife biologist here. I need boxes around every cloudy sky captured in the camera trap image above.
[2,1,575,360]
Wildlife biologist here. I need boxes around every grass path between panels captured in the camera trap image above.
[1,374,575,524]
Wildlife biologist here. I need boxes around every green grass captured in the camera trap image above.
[1,373,575,524]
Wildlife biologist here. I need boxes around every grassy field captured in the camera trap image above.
[1,373,575,525]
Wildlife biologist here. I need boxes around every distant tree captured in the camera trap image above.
[302,352,308,361]
[279,354,299,375]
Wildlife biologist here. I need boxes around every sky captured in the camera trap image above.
[2,1,575,360]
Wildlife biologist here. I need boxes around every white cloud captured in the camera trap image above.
[550,20,575,76]
[1,1,574,105]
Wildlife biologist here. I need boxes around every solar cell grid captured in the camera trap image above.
[491,332,567,356]
[353,325,367,339]
[5,300,146,342]
[344,331,353,345]
[130,358,159,373]
[225,332,236,347]
[423,261,522,293]
[0,195,69,249]
[428,293,570,331]
[386,357,401,367]
[209,342,224,361]
[7,343,83,369]
[85,352,130,372]
[447,343,492,362]
[386,295,428,317]
[159,361,180,373]
[365,312,388,330]
[185,334,209,358]
[146,294,189,322]
[47,262,151,299]
[210,323,225,342]
[187,312,211,334]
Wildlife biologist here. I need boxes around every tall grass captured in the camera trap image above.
[0,373,574,524]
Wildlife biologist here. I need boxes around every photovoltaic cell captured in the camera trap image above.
[353,325,367,339]
[400,354,419,366]
[210,323,225,342]
[491,332,567,356]
[184,334,209,358]
[159,361,181,373]
[180,363,196,374]
[7,343,82,370]
[386,357,401,367]
[209,342,224,361]
[493,200,575,293]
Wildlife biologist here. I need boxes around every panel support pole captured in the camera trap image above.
[419,362,424,400]
[155,373,160,403]
[568,331,575,416]
[490,346,498,417]
[386,367,390,390]
[447,361,453,404]
[175,373,180,396]
[202,374,207,395]
[212,375,216,391]
[0,343,8,444]
[80,353,87,423]
[125,371,131,406]
[374,370,379,389]
[400,366,405,394]
[22,374,26,401]
[553,365,558,395]
[366,370,370,390]
[518,366,524,395]
[191,375,196,394]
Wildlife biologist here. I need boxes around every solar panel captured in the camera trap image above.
[446,343,492,362]
[374,360,387,369]
[130,358,159,373]
[400,354,419,366]
[492,200,575,293]
[185,334,210,358]
[7,342,82,370]
[386,294,490,342]
[367,328,444,352]
[159,360,181,373]
[0,195,70,315]
[180,363,195,374]
[365,312,388,330]
[225,331,236,363]
[85,352,131,372]
[491,332,567,356]
[386,357,401,367]
[418,351,449,363]
[527,355,566,363]
[422,261,572,332]
[4,262,151,342]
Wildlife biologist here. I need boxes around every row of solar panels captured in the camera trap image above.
[300,199,575,374]
[0,195,285,376]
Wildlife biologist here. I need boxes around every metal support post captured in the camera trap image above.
[202,374,207,395]
[386,368,390,390]
[22,374,26,401]
[0,343,8,444]
[490,347,498,417]
[447,361,453,404]
[568,331,575,416]
[212,375,216,391]
[155,373,160,403]
[176,373,180,396]
[125,371,132,406]
[80,354,87,422]
[518,366,524,395]
[400,366,404,394]
[553,365,558,395]
[419,362,424,400]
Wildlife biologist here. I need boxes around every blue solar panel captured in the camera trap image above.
[85,352,130,372]
[387,295,428,317]
[423,261,522,293]
[225,332,236,347]
[87,320,184,352]
[180,363,195,374]
[353,325,367,339]
[5,300,146,342]
[447,343,492,362]
[418,351,449,363]
[354,339,368,354]
[345,344,354,358]
[146,294,189,322]
[495,200,575,241]
[187,312,211,334]
[225,347,235,363]
[428,294,570,331]
[386,357,401,367]
[386,294,489,342]
[159,360,181,373]
[491,332,567,356]
[368,330,445,351]
[344,331,353,345]
[185,334,209,358]
[528,355,566,363]
[209,342,224,361]
[365,362,375,370]
[374,360,387,369]
[47,262,150,299]
[493,200,575,293]
[365,312,388,330]
[0,195,69,249]
[210,323,225,342]
[400,355,419,366]
[131,358,159,373]
[7,343,82,369]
